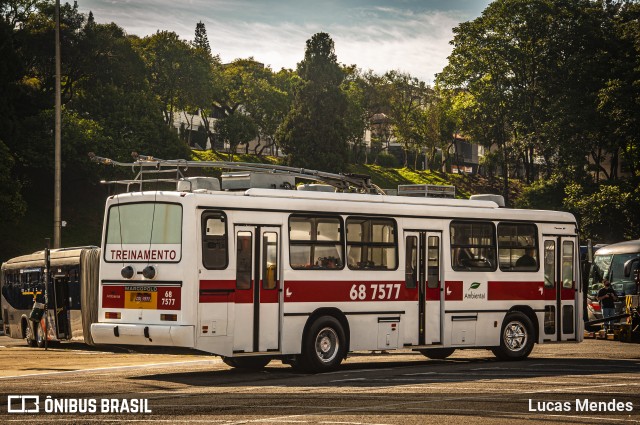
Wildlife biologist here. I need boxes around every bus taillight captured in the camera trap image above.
[105,312,121,319]
[160,314,177,321]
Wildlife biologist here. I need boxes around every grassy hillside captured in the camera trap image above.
[0,153,520,263]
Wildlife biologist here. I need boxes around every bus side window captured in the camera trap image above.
[289,215,344,270]
[544,241,555,288]
[346,217,397,270]
[497,223,538,272]
[405,236,417,288]
[450,221,496,271]
[202,211,228,270]
[562,241,574,288]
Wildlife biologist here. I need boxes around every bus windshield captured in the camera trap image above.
[105,203,182,262]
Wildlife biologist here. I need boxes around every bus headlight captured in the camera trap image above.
[121,265,134,279]
[142,265,156,280]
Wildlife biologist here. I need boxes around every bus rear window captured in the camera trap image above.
[105,203,182,262]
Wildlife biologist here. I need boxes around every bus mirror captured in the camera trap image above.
[587,240,593,264]
[623,258,639,278]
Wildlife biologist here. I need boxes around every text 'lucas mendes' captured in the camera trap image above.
[529,399,634,413]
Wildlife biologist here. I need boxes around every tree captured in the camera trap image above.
[277,32,349,172]
[137,31,211,128]
[437,0,620,202]
[215,113,257,160]
[564,182,640,243]
[193,21,211,57]
[383,71,431,168]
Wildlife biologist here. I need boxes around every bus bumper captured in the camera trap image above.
[90,323,195,347]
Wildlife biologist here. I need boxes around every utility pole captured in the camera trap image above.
[54,0,62,248]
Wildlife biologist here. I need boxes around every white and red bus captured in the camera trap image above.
[90,166,582,372]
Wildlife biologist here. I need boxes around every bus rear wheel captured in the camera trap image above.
[492,312,534,361]
[419,348,455,359]
[299,316,346,373]
[222,356,271,370]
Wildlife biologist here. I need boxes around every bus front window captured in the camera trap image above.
[588,254,611,298]
[105,203,183,262]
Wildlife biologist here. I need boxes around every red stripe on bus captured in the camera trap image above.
[198,280,277,304]
[444,281,463,301]
[260,281,279,303]
[426,286,440,301]
[488,281,547,300]
[283,280,417,303]
[561,286,575,300]
[487,281,576,301]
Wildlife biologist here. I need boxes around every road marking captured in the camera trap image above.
[329,378,367,383]
[0,358,222,380]
[325,368,392,375]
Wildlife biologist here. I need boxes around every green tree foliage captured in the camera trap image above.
[193,21,211,57]
[212,59,292,156]
[383,71,432,168]
[215,113,257,160]
[137,30,212,129]
[277,32,349,172]
[564,183,640,243]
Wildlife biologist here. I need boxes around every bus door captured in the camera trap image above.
[542,236,577,342]
[234,226,281,353]
[405,231,443,345]
[52,271,69,339]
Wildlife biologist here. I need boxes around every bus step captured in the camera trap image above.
[231,351,282,357]
[410,345,446,350]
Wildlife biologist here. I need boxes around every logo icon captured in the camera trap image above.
[446,286,452,296]
[470,282,481,289]
[285,287,292,298]
[7,395,40,413]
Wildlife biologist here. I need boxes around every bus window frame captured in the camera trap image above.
[345,216,399,271]
[201,210,229,270]
[288,214,345,270]
[450,220,497,272]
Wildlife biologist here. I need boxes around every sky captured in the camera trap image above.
[77,0,492,84]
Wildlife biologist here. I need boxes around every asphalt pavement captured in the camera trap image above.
[0,336,638,424]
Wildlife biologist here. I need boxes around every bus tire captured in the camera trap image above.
[222,356,271,370]
[420,348,455,359]
[24,322,37,348]
[300,315,346,373]
[492,312,534,361]
[35,322,46,348]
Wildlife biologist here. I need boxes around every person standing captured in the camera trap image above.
[597,279,618,333]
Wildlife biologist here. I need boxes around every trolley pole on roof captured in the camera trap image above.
[53,0,62,248]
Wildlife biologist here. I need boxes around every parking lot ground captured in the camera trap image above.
[0,337,639,424]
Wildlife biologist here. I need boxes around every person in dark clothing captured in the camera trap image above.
[597,279,618,333]
[516,247,537,269]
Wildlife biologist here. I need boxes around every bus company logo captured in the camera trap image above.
[6,395,152,414]
[464,282,486,300]
[7,395,39,413]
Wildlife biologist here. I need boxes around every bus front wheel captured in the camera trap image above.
[492,312,534,361]
[299,315,347,373]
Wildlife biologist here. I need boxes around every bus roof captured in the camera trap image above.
[108,189,577,225]
[594,239,640,256]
